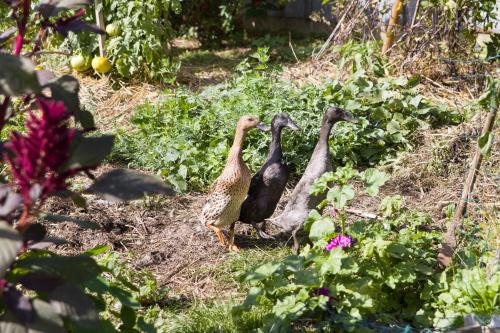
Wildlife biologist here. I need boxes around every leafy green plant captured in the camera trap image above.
[235,167,444,332]
[113,47,460,191]
[60,0,181,82]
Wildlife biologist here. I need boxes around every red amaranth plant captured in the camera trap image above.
[4,98,78,206]
[0,1,173,331]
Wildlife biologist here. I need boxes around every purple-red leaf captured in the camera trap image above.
[0,185,22,217]
[54,19,104,36]
[37,0,90,19]
[3,284,34,323]
[0,27,16,46]
[85,169,176,202]
[21,223,47,243]
[0,221,22,278]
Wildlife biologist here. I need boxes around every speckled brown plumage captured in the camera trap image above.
[200,115,266,251]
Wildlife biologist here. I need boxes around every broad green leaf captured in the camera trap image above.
[309,219,334,242]
[379,195,403,217]
[243,287,262,307]
[62,134,114,170]
[327,184,355,208]
[15,255,101,284]
[320,248,346,275]
[361,169,389,196]
[84,244,109,256]
[84,277,139,309]
[85,168,175,202]
[386,120,401,134]
[478,131,494,157]
[120,306,136,329]
[0,221,22,278]
[245,263,280,282]
[0,54,41,96]
[304,210,322,231]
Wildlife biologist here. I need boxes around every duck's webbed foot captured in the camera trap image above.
[253,221,275,240]
[207,224,227,246]
[228,222,239,252]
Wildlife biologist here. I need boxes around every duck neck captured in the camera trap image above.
[228,126,246,161]
[268,126,283,161]
[315,120,335,154]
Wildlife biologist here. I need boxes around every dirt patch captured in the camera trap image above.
[43,169,289,299]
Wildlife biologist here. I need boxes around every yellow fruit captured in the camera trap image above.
[70,54,92,72]
[105,23,121,37]
[91,56,112,74]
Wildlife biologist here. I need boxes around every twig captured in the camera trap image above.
[313,1,355,61]
[437,105,498,268]
[382,0,404,54]
[345,208,380,220]
[288,32,299,63]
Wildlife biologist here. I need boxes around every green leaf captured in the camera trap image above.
[361,169,389,196]
[0,221,22,278]
[386,120,401,134]
[120,305,136,329]
[85,168,175,202]
[386,243,409,259]
[62,134,114,170]
[309,219,334,242]
[304,210,322,232]
[0,54,41,96]
[84,277,139,309]
[327,184,355,208]
[243,287,262,307]
[478,131,494,157]
[84,244,109,256]
[15,255,101,284]
[320,248,346,275]
[245,263,280,282]
[379,195,403,217]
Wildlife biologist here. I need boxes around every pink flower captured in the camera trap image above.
[325,234,353,251]
[4,98,76,205]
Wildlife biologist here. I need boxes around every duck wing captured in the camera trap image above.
[200,189,232,225]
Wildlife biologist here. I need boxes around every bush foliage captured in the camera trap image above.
[113,48,460,191]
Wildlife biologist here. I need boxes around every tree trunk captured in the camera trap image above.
[437,106,498,268]
[382,0,404,54]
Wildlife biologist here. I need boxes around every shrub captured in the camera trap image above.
[112,48,460,192]
[60,0,181,82]
[235,164,498,332]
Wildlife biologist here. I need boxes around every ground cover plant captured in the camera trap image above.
[113,47,460,192]
[0,1,172,331]
[235,164,499,332]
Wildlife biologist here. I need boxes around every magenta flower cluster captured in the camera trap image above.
[4,98,76,205]
[325,234,353,251]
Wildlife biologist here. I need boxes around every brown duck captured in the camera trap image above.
[200,115,268,251]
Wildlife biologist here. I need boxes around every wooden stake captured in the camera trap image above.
[437,106,498,268]
[382,0,404,54]
[94,0,105,57]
